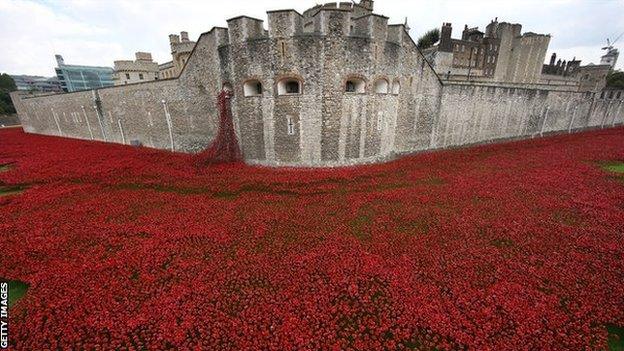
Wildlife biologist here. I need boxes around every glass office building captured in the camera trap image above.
[54,55,114,92]
[10,75,63,93]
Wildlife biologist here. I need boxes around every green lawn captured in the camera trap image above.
[608,325,624,351]
[0,186,25,197]
[1,279,29,308]
[602,161,624,174]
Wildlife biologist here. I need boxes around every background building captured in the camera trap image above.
[539,53,583,90]
[11,1,622,168]
[577,64,612,92]
[541,53,581,77]
[158,61,176,80]
[600,86,623,101]
[54,55,114,92]
[159,31,196,79]
[427,18,550,85]
[541,47,620,93]
[601,47,619,68]
[113,52,159,86]
[10,75,62,92]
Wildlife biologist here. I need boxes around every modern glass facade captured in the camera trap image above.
[54,55,114,92]
[10,75,63,92]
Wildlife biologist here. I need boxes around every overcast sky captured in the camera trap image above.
[1,0,623,77]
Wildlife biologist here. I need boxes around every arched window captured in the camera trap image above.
[392,79,400,95]
[243,80,263,97]
[373,78,389,94]
[277,78,302,95]
[345,77,365,93]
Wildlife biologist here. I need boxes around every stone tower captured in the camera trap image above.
[439,23,453,52]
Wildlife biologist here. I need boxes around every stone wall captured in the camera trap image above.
[11,78,218,152]
[0,114,20,127]
[491,23,550,84]
[9,5,624,168]
[505,34,550,84]
[223,9,442,166]
[435,84,622,149]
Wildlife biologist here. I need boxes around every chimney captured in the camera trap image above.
[439,23,453,52]
[169,34,180,45]
[359,0,374,11]
[461,24,470,40]
[485,20,497,38]
[180,31,189,42]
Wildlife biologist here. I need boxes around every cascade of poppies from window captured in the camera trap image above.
[196,89,242,165]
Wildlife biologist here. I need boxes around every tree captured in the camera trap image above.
[417,28,440,50]
[0,73,17,91]
[0,73,17,114]
[606,71,624,89]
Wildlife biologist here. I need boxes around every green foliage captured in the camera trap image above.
[606,71,624,89]
[417,28,440,50]
[0,73,17,91]
[607,324,624,351]
[0,100,10,115]
[0,73,17,114]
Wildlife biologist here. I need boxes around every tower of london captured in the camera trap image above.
[10,1,623,167]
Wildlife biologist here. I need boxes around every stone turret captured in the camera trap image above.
[113,51,159,86]
[359,0,374,11]
[169,34,180,45]
[267,10,303,38]
[227,16,267,43]
[439,23,453,52]
[160,31,197,79]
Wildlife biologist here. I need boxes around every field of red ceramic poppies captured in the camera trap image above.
[1,127,623,350]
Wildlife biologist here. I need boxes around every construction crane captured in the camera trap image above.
[602,31,624,51]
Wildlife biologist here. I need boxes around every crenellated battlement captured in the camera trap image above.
[222,1,410,47]
[267,10,304,38]
[14,0,614,169]
[351,14,389,41]
[387,24,408,44]
[226,16,268,43]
